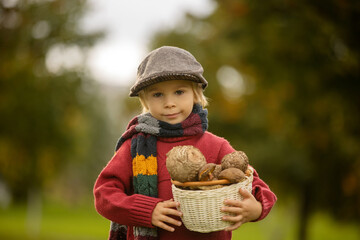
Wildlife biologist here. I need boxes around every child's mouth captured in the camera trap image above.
[164,113,180,119]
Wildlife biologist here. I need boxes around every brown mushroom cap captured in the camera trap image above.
[166,145,207,182]
[198,163,217,181]
[221,151,249,172]
[218,168,245,183]
[213,164,222,179]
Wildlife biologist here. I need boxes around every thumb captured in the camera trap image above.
[238,188,252,199]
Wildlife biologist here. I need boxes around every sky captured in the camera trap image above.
[82,0,215,86]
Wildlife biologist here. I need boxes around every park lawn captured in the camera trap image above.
[0,200,359,240]
[0,200,109,240]
[233,203,360,240]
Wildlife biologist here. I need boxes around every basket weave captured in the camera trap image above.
[171,168,253,233]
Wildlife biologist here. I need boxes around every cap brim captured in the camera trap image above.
[129,73,208,97]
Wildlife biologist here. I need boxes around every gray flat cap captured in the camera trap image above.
[129,46,208,97]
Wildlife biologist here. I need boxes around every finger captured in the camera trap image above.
[222,214,242,223]
[221,206,242,215]
[158,201,182,216]
[156,201,181,214]
[224,221,242,231]
[238,188,252,199]
[161,207,183,217]
[224,199,242,207]
[162,200,180,209]
[161,215,182,227]
[154,216,182,232]
[154,220,176,232]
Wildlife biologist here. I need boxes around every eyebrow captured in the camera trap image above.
[147,83,191,92]
[146,86,160,92]
[176,84,192,88]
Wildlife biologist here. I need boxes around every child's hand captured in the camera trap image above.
[221,188,262,231]
[151,199,182,232]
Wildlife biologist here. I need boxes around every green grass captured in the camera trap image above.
[0,200,359,240]
[307,212,360,240]
[233,203,360,240]
[0,201,109,240]
[233,203,297,240]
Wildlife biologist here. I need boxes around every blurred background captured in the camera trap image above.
[0,0,359,239]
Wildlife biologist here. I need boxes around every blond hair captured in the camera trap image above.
[138,81,208,113]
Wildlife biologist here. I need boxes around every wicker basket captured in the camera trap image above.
[171,168,253,233]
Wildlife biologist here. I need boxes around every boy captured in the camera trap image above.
[94,46,277,240]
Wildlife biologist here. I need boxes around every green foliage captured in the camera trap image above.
[151,0,360,231]
[0,0,111,201]
[0,200,359,240]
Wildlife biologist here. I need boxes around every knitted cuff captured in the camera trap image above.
[252,186,277,221]
[129,195,163,228]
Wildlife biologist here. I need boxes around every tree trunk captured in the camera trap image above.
[299,183,311,240]
[26,188,42,238]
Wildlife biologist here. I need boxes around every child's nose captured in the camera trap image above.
[164,96,176,108]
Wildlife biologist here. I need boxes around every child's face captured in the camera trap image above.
[143,80,195,124]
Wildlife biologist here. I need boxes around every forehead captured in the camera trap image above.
[146,80,193,91]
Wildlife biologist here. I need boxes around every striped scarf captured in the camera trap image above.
[109,104,208,240]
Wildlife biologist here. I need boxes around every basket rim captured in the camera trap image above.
[171,166,254,187]
[172,173,253,196]
[171,179,230,187]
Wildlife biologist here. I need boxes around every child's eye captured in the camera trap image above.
[152,92,163,97]
[175,90,184,95]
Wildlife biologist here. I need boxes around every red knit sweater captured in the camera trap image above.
[94,131,277,240]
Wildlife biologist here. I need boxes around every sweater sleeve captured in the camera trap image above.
[209,134,277,221]
[251,167,277,221]
[93,140,163,228]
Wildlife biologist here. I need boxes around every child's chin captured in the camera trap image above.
[165,120,181,124]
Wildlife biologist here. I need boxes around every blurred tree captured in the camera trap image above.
[0,0,111,203]
[151,0,360,239]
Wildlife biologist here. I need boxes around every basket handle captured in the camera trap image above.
[171,179,230,187]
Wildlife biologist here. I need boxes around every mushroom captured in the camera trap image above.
[198,163,223,181]
[218,168,246,183]
[213,165,222,179]
[166,145,207,183]
[198,163,217,181]
[221,151,249,173]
